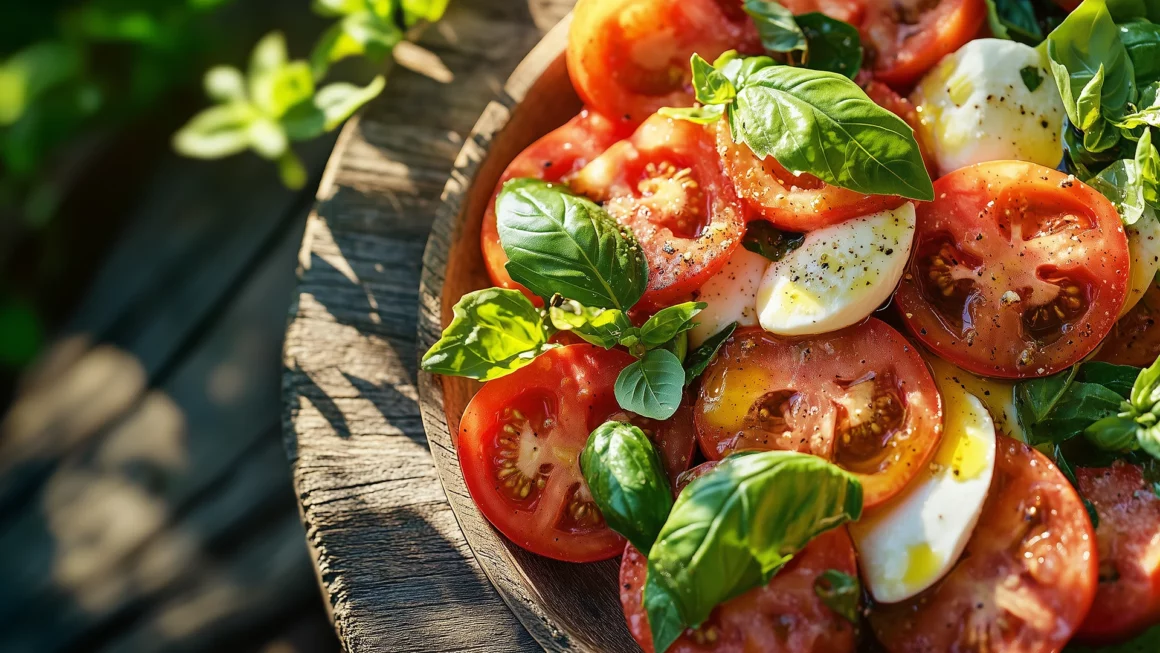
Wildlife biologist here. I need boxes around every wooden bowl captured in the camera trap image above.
[416,15,639,653]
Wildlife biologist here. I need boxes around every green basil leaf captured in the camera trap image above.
[1106,0,1160,23]
[277,150,308,190]
[644,450,863,652]
[615,348,685,420]
[691,54,737,105]
[315,76,386,130]
[420,287,554,381]
[547,301,632,349]
[312,12,402,77]
[1135,129,1160,205]
[813,569,860,623]
[728,63,933,200]
[796,13,862,78]
[684,322,737,386]
[402,0,452,26]
[173,103,256,159]
[248,31,289,105]
[1015,365,1079,426]
[1046,0,1135,127]
[496,178,649,310]
[1130,347,1160,409]
[1082,116,1122,153]
[1078,361,1141,397]
[204,66,247,102]
[1121,20,1160,86]
[657,104,726,125]
[986,0,1044,43]
[663,330,689,364]
[639,301,706,348]
[1027,381,1125,445]
[1021,65,1045,92]
[643,570,685,653]
[718,53,779,89]
[1085,414,1140,450]
[580,421,674,553]
[1076,64,1107,130]
[1141,421,1160,460]
[1090,157,1148,223]
[742,220,805,262]
[744,0,807,54]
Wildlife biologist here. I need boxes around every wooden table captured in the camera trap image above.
[281,1,573,650]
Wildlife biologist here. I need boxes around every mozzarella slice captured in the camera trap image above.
[924,354,1024,443]
[1123,212,1160,317]
[850,373,997,603]
[910,38,1066,176]
[755,203,915,336]
[689,248,768,347]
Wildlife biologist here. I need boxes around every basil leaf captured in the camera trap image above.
[663,330,689,365]
[548,300,632,349]
[797,13,863,79]
[1016,365,1079,426]
[728,64,934,200]
[986,0,1044,43]
[1143,422,1160,460]
[691,53,737,105]
[1130,348,1160,409]
[1076,64,1107,130]
[1027,381,1125,445]
[1046,0,1135,127]
[814,569,860,624]
[1079,361,1140,397]
[744,0,807,54]
[1135,129,1160,205]
[580,421,674,553]
[615,348,685,420]
[657,104,725,125]
[644,450,863,652]
[684,322,737,386]
[643,571,684,653]
[420,288,554,380]
[1085,414,1139,450]
[743,220,805,262]
[1106,0,1160,23]
[496,178,649,310]
[1082,115,1122,153]
[1021,65,1045,92]
[718,53,779,88]
[639,301,706,349]
[1121,20,1160,86]
[1090,157,1148,223]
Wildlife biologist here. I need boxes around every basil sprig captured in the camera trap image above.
[580,421,674,553]
[615,349,687,421]
[743,1,863,77]
[643,451,863,652]
[814,570,861,624]
[664,53,933,201]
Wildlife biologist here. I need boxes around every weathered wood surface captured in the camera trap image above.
[281,1,585,651]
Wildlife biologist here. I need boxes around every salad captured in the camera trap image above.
[421,0,1160,650]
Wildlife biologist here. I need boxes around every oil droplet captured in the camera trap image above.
[902,542,940,588]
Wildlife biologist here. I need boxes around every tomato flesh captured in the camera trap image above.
[573,114,745,308]
[895,161,1130,379]
[860,76,939,179]
[693,320,943,508]
[1097,283,1160,367]
[620,525,858,652]
[567,0,760,125]
[1074,462,1160,644]
[481,109,630,302]
[458,345,636,562]
[870,437,1098,653]
[861,0,987,89]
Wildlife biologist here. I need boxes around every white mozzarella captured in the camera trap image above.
[925,353,1024,443]
[1123,212,1160,317]
[910,39,1066,175]
[755,202,915,336]
[689,248,768,347]
[850,372,997,603]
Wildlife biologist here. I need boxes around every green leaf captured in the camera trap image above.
[643,571,685,653]
[744,0,807,54]
[256,61,316,118]
[1130,352,1160,410]
[1046,0,1135,127]
[644,450,863,652]
[1121,20,1160,86]
[814,569,860,624]
[1090,157,1148,223]
[420,288,555,381]
[1085,414,1139,450]
[1021,65,1045,92]
[985,0,1044,44]
[547,301,633,348]
[0,41,83,127]
[1027,381,1125,445]
[312,12,403,77]
[1135,129,1160,205]
[729,63,934,200]
[173,103,255,159]
[1079,361,1141,397]
[684,322,737,386]
[796,13,862,79]
[580,421,674,553]
[615,349,685,420]
[247,116,289,159]
[639,302,706,349]
[204,66,246,102]
[496,178,649,310]
[402,0,452,26]
[691,54,736,105]
[1076,64,1107,130]
[248,32,289,111]
[1082,116,1121,153]
[277,150,308,189]
[657,104,726,125]
[1142,422,1160,460]
[1016,365,1080,426]
[742,220,805,262]
[663,330,689,365]
[312,0,365,17]
[316,76,386,129]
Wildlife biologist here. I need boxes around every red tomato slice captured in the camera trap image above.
[620,525,858,652]
[1074,462,1160,644]
[870,437,1099,653]
[860,0,987,89]
[782,0,867,24]
[692,320,944,508]
[457,345,636,562]
[715,120,906,231]
[860,77,939,179]
[567,0,760,125]
[573,114,745,308]
[481,109,631,302]
[894,161,1130,379]
[1097,284,1160,367]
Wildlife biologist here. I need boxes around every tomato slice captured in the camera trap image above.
[1074,462,1160,644]
[870,437,1098,653]
[573,114,745,308]
[1097,283,1160,367]
[715,120,906,231]
[860,77,938,179]
[782,0,867,24]
[457,345,636,562]
[620,525,858,652]
[567,0,760,125]
[481,109,630,302]
[860,0,987,89]
[693,320,943,508]
[894,161,1130,379]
